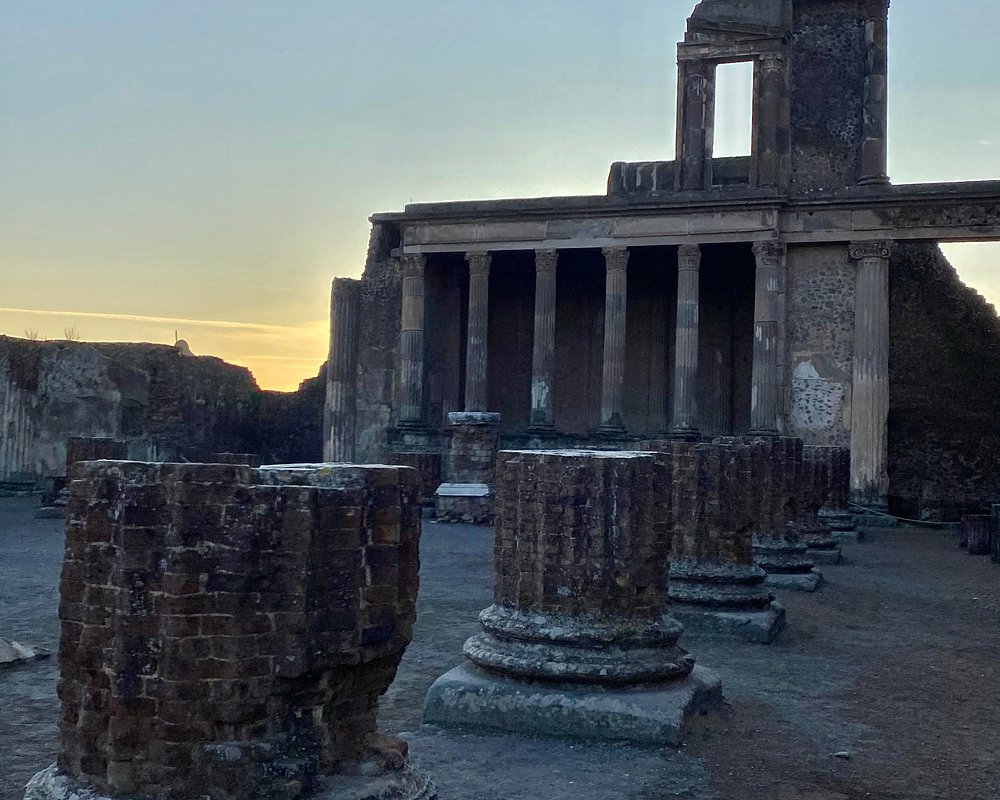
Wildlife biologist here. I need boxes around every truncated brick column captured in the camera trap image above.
[425,450,722,747]
[672,244,701,438]
[323,277,361,460]
[665,438,785,643]
[751,437,823,592]
[816,447,860,543]
[434,412,501,525]
[26,461,434,800]
[800,447,845,564]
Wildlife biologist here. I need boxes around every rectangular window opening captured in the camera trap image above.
[714,61,754,158]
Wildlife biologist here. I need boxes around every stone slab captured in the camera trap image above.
[808,547,844,565]
[764,569,824,593]
[434,483,491,498]
[669,603,786,645]
[24,764,437,800]
[423,663,722,747]
[832,530,864,545]
[0,637,49,665]
[34,506,64,520]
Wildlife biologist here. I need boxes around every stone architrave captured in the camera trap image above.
[464,252,492,413]
[671,244,702,438]
[665,438,785,643]
[25,461,435,800]
[399,254,427,428]
[598,248,629,435]
[849,240,893,508]
[424,450,722,747]
[323,277,361,461]
[752,437,824,592]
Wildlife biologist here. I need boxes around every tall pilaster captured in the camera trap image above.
[750,240,785,435]
[859,3,890,185]
[324,278,361,461]
[752,54,791,190]
[398,254,426,427]
[529,250,558,431]
[599,247,629,434]
[464,252,492,413]
[849,241,893,506]
[671,244,701,438]
[675,63,716,191]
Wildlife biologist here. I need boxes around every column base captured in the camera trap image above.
[423,662,722,747]
[747,427,779,437]
[831,529,864,545]
[764,569,824,593]
[669,603,785,644]
[25,764,438,800]
[668,427,701,442]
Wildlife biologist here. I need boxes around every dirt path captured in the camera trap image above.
[1,499,998,799]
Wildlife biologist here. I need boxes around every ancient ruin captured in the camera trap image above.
[25,460,433,800]
[322,0,1000,523]
[424,450,721,745]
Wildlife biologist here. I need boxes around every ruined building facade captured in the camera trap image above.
[324,0,1000,518]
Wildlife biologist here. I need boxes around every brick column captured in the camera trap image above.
[529,250,558,431]
[799,446,845,565]
[849,241,893,507]
[324,277,361,460]
[398,254,426,427]
[672,244,701,438]
[599,247,629,434]
[464,252,492,413]
[750,240,784,435]
[30,461,433,800]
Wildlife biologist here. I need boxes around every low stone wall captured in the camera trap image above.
[32,460,431,800]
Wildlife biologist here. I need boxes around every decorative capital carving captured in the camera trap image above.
[535,249,558,273]
[401,253,426,280]
[678,244,702,271]
[848,240,894,261]
[753,239,786,267]
[602,247,630,273]
[466,251,493,276]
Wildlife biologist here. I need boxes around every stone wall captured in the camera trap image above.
[0,337,327,482]
[54,460,421,800]
[888,243,1000,518]
[784,245,855,447]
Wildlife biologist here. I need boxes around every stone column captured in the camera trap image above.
[599,247,629,434]
[529,250,558,431]
[648,292,670,434]
[859,3,890,186]
[464,252,492,413]
[752,55,790,190]
[749,241,784,435]
[424,450,721,746]
[849,241,892,507]
[324,277,361,461]
[675,62,715,191]
[398,254,426,427]
[672,244,701,438]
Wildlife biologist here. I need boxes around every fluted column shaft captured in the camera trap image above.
[648,286,669,434]
[464,252,492,412]
[849,241,892,505]
[599,248,629,433]
[323,278,361,461]
[398,254,426,426]
[750,240,784,435]
[672,245,701,437]
[530,250,558,430]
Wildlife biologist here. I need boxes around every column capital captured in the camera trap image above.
[535,249,558,272]
[466,251,493,276]
[752,239,786,266]
[848,240,894,261]
[601,247,629,272]
[401,253,426,278]
[678,244,702,271]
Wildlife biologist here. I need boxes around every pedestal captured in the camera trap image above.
[435,412,500,524]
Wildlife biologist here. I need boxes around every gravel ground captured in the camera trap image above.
[2,496,998,799]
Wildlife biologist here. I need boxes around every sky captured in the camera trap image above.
[2,1,999,391]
